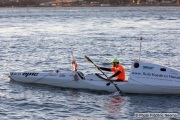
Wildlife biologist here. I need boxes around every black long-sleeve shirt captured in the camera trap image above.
[99,67,121,79]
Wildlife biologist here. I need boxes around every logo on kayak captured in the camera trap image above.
[22,73,39,77]
[143,66,154,70]
[10,72,22,76]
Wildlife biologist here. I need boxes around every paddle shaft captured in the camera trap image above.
[85,56,124,95]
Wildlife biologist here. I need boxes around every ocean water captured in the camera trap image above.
[0,7,180,120]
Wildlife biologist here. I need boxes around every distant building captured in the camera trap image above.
[101,3,110,6]
[62,0,72,2]
[161,0,172,4]
[147,0,156,2]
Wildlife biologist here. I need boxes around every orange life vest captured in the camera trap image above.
[110,64,125,81]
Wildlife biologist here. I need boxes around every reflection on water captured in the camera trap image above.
[103,92,130,119]
[68,89,81,100]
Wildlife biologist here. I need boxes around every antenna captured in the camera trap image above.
[139,37,142,61]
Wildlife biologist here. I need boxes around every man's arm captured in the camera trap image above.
[109,70,121,79]
[99,67,111,71]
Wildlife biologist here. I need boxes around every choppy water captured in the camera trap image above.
[0,7,180,120]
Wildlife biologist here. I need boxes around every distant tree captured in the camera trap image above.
[156,0,163,2]
[140,0,146,3]
[109,0,119,5]
[178,0,180,4]
[19,0,36,6]
[84,0,99,4]
[122,0,130,5]
[99,0,103,3]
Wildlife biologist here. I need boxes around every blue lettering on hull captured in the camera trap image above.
[22,73,39,77]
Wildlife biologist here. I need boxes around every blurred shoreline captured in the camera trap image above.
[0,0,180,7]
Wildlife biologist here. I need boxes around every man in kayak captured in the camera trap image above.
[96,58,126,82]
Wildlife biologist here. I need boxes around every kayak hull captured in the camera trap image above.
[9,61,180,94]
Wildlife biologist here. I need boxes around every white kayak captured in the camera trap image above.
[9,61,180,94]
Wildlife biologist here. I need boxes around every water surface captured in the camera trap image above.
[0,7,180,119]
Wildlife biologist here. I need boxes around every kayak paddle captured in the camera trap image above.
[84,55,125,96]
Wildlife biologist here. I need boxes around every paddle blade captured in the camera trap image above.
[106,82,110,86]
[71,52,78,71]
